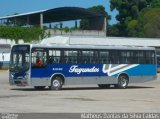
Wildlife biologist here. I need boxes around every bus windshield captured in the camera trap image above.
[10,45,30,73]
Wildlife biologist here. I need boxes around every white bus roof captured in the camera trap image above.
[30,43,155,51]
[41,36,160,47]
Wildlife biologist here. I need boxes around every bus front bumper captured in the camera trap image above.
[9,79,28,86]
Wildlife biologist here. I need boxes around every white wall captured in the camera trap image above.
[0,38,24,45]
[0,53,10,62]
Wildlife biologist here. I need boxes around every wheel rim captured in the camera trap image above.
[52,79,60,88]
[120,77,127,87]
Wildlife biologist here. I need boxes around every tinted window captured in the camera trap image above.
[64,50,78,64]
[31,49,47,68]
[49,50,62,64]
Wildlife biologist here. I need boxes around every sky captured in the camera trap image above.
[0,0,118,26]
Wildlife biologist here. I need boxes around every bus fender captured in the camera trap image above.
[49,73,65,85]
[117,72,129,82]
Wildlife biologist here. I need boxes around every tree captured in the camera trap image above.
[107,24,120,36]
[0,26,44,43]
[139,8,160,37]
[80,5,110,30]
[109,0,160,37]
[80,19,90,30]
[127,19,144,37]
[149,0,160,8]
[89,5,109,17]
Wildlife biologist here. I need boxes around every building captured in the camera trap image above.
[0,7,107,37]
[0,44,11,69]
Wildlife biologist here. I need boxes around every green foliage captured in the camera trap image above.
[51,27,79,33]
[127,20,144,37]
[80,19,90,30]
[107,24,120,36]
[140,8,160,38]
[110,0,150,36]
[70,27,80,31]
[127,20,138,31]
[0,26,44,43]
[80,5,110,30]
[63,27,70,33]
[149,0,160,8]
[109,0,160,37]
[89,5,110,18]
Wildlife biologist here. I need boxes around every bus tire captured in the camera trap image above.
[117,75,129,89]
[50,77,63,90]
[98,84,110,89]
[34,86,45,90]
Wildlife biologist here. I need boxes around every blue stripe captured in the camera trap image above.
[31,64,156,78]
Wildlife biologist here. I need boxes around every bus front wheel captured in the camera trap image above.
[50,77,63,90]
[117,75,129,89]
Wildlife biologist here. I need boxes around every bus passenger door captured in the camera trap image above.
[31,49,49,86]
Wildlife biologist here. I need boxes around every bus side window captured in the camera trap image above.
[138,51,145,64]
[49,50,61,64]
[49,56,54,64]
[32,50,47,68]
[64,50,78,64]
[99,51,109,64]
[145,51,155,64]
[81,51,94,64]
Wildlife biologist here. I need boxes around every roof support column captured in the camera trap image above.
[40,13,43,29]
[104,17,107,36]
[0,19,2,26]
[14,17,17,26]
[27,15,30,26]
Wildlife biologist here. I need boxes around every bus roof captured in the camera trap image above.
[41,36,160,47]
[29,44,155,51]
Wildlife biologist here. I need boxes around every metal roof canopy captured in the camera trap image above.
[0,7,104,28]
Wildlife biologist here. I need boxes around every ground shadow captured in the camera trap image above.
[11,85,154,91]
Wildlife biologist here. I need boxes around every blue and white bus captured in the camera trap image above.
[9,44,157,90]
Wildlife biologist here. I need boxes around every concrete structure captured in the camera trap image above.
[45,29,106,37]
[0,39,24,45]
[0,7,106,31]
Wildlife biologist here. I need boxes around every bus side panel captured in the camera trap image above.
[30,64,156,86]
[123,64,156,76]
[129,76,156,83]
[30,64,112,86]
[64,76,117,85]
[113,64,157,83]
[31,67,50,86]
[129,64,156,83]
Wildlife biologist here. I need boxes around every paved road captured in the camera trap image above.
[0,71,160,113]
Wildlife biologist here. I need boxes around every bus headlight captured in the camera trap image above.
[24,73,29,79]
[10,74,14,79]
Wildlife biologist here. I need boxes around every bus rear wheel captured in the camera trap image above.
[117,75,129,89]
[50,77,63,90]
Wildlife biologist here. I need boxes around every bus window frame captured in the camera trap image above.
[31,48,48,68]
